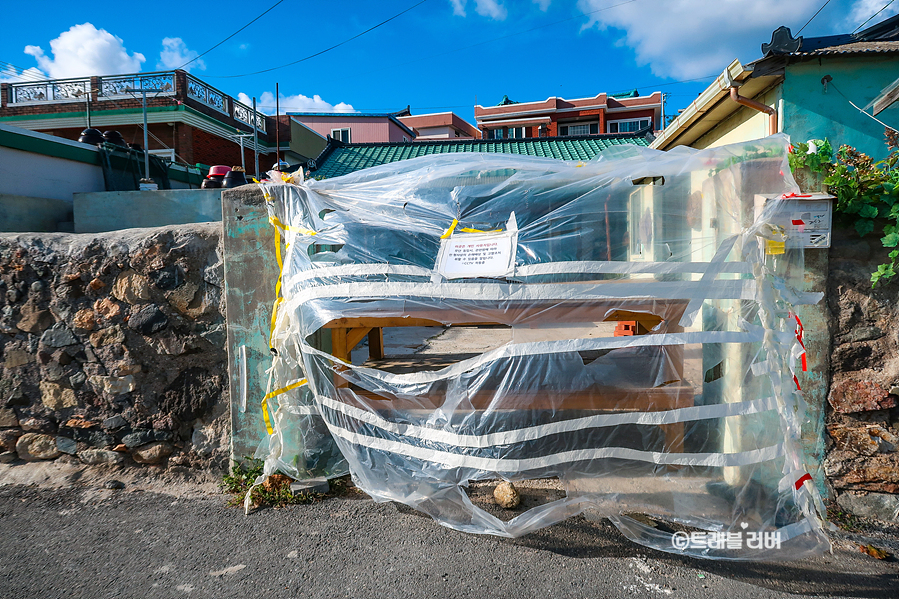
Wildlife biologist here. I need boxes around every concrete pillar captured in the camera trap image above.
[221,185,279,460]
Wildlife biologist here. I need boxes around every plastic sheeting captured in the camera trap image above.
[255,134,831,560]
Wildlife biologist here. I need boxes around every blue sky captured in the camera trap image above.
[0,0,894,124]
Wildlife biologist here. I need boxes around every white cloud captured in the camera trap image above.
[449,0,507,20]
[237,91,355,114]
[475,0,507,19]
[533,0,551,11]
[577,0,828,80]
[846,0,899,29]
[23,23,145,78]
[157,37,205,72]
[0,65,46,84]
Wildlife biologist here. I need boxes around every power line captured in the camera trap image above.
[205,0,430,79]
[178,0,286,70]
[852,0,896,34]
[0,61,47,83]
[796,0,833,36]
[829,79,898,133]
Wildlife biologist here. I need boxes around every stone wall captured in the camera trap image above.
[825,223,899,521]
[0,223,229,473]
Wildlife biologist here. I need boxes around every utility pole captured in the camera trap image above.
[275,83,280,166]
[252,96,259,177]
[125,84,163,187]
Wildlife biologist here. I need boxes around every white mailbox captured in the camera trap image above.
[754,193,834,249]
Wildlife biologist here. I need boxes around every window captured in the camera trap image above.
[148,148,175,161]
[487,127,525,140]
[559,123,599,136]
[402,136,408,142]
[607,118,651,134]
[331,128,351,142]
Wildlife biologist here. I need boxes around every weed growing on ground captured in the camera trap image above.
[220,458,357,508]
[826,501,866,533]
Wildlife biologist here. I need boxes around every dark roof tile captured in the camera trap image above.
[308,132,652,179]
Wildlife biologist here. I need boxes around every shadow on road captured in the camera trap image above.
[508,516,898,598]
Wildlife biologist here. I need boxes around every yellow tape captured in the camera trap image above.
[269,215,316,236]
[440,219,459,239]
[260,379,308,435]
[260,397,274,434]
[766,240,786,255]
[263,378,308,401]
[269,224,285,343]
[460,226,502,233]
[441,218,502,238]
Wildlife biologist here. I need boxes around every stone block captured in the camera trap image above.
[131,441,174,464]
[4,349,33,369]
[15,308,54,335]
[828,379,896,414]
[127,305,168,335]
[0,429,23,452]
[0,408,18,428]
[16,432,61,461]
[89,326,125,348]
[39,381,78,410]
[94,298,122,320]
[112,270,150,304]
[56,436,77,455]
[39,323,78,348]
[121,429,172,449]
[72,309,97,331]
[837,492,899,523]
[88,374,136,396]
[77,448,125,465]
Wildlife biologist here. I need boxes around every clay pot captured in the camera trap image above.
[78,128,104,145]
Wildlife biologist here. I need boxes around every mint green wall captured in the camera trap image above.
[783,56,899,160]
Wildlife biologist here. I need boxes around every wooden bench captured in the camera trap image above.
[321,299,693,452]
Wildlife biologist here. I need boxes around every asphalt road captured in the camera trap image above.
[1,483,897,599]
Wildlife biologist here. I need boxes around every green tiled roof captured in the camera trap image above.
[309,132,652,179]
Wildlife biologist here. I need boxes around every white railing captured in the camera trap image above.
[9,77,91,105]
[186,75,227,114]
[6,70,268,134]
[233,100,267,133]
[98,72,175,100]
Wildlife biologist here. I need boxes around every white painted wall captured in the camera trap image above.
[415,126,455,139]
[693,85,782,150]
[0,145,105,203]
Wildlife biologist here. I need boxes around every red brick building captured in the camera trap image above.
[474,90,663,139]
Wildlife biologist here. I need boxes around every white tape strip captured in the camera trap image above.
[315,394,779,449]
[772,517,817,544]
[679,235,739,328]
[289,263,433,282]
[515,261,753,276]
[238,345,247,413]
[324,421,785,470]
[284,279,758,309]
[284,260,755,284]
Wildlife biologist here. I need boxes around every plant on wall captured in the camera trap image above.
[788,131,899,287]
